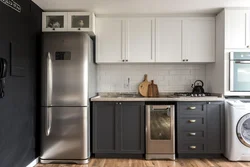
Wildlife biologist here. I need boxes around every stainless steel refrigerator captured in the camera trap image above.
[40,33,96,164]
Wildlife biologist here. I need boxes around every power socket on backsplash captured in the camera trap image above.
[124,83,129,89]
[124,77,130,90]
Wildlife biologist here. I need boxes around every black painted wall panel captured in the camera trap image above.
[0,1,42,167]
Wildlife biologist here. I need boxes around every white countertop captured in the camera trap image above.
[91,96,224,102]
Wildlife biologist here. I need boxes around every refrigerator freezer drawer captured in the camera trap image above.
[40,106,90,160]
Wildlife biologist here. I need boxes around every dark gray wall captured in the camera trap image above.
[0,1,42,167]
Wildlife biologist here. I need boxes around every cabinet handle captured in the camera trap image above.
[189,120,196,123]
[122,60,125,62]
[186,59,188,61]
[189,146,196,149]
[78,28,81,30]
[183,59,185,62]
[188,106,196,110]
[189,133,196,136]
[46,107,52,136]
[52,28,55,30]
[126,60,128,62]
[247,45,250,48]
[207,102,211,104]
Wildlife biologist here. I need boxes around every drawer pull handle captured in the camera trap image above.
[189,120,196,123]
[189,133,196,136]
[188,106,196,110]
[189,146,196,149]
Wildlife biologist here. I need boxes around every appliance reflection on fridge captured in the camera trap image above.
[40,33,96,164]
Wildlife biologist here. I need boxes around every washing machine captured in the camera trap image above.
[225,100,250,161]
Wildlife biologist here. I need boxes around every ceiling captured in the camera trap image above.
[32,0,250,15]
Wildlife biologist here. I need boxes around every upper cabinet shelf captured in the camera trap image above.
[42,12,68,32]
[42,12,95,36]
[68,12,95,35]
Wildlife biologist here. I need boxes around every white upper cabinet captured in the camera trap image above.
[42,12,95,35]
[42,12,68,32]
[96,18,125,63]
[95,16,215,63]
[225,10,248,49]
[182,18,215,62]
[246,11,250,48]
[96,17,155,63]
[155,18,182,62]
[126,18,155,62]
[68,12,95,35]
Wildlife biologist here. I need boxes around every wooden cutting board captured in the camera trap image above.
[138,74,150,97]
[148,80,159,97]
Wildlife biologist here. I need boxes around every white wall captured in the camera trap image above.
[97,64,206,93]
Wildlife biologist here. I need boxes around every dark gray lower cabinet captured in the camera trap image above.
[93,102,117,153]
[177,101,224,157]
[92,102,145,157]
[207,102,224,153]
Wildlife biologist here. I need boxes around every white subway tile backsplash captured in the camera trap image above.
[169,69,191,75]
[97,64,206,93]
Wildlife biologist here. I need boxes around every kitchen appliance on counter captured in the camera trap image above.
[145,105,175,160]
[174,92,212,97]
[41,33,96,164]
[191,80,205,94]
[229,52,250,93]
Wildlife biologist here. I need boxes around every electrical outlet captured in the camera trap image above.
[124,83,129,89]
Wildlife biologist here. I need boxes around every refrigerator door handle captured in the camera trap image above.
[46,107,52,136]
[47,52,53,106]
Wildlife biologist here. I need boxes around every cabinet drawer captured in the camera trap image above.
[180,131,205,141]
[178,143,205,153]
[179,103,205,115]
[179,117,205,130]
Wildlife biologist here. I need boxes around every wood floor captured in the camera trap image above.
[35,158,250,167]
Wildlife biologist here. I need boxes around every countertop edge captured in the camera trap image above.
[91,96,225,102]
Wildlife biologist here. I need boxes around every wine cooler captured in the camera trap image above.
[145,105,175,160]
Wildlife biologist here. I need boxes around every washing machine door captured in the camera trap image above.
[237,113,250,147]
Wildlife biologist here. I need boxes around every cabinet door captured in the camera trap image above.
[67,12,95,35]
[225,10,247,49]
[42,12,67,32]
[118,102,145,153]
[92,102,117,153]
[206,102,224,153]
[126,18,155,62]
[246,11,250,48]
[96,18,125,63]
[156,18,182,62]
[182,18,215,62]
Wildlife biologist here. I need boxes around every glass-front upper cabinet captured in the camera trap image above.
[68,12,95,35]
[42,12,68,32]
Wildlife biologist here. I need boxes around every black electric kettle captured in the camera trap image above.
[191,80,205,94]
